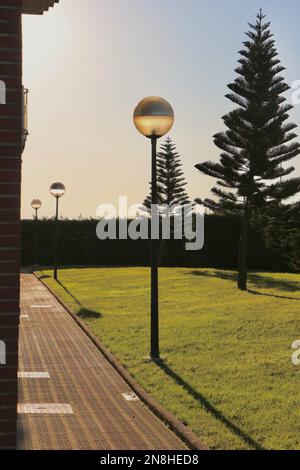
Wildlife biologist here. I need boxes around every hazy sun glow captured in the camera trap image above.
[21,0,300,219]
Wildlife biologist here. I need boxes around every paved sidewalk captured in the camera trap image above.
[17,273,187,450]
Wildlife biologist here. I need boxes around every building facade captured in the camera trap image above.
[0,0,59,449]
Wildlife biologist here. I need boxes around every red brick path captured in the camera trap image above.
[17,273,187,450]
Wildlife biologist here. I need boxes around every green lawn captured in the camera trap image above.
[38,267,300,450]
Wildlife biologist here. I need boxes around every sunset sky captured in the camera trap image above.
[21,0,300,219]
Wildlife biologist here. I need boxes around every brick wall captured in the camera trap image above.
[0,0,22,450]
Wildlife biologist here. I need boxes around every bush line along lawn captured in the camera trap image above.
[39,267,300,450]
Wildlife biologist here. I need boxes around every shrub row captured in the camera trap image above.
[21,216,271,270]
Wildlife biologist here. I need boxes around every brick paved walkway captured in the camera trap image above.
[17,273,187,450]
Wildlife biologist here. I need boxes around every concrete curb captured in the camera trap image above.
[32,270,208,451]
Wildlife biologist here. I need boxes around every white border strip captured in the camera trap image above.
[18,404,73,414]
[18,372,50,379]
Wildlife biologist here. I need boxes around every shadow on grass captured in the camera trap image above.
[189,269,300,296]
[77,308,102,319]
[247,289,300,301]
[57,280,81,306]
[156,360,264,450]
[57,280,102,319]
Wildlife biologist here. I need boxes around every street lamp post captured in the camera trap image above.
[31,198,41,221]
[31,199,42,266]
[133,96,174,360]
[50,182,66,280]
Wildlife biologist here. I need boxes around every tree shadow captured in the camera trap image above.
[189,269,300,294]
[247,289,300,301]
[156,360,264,450]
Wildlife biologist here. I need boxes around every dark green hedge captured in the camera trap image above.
[21,216,270,270]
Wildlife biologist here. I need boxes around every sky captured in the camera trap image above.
[21,0,300,219]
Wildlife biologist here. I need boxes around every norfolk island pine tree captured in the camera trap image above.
[143,137,191,264]
[195,10,300,290]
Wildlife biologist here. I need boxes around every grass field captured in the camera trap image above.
[38,267,300,450]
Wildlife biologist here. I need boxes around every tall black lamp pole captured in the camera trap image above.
[133,97,174,360]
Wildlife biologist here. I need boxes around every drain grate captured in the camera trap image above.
[18,372,50,379]
[18,404,73,414]
[122,392,140,402]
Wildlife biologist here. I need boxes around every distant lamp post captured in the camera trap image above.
[50,182,65,280]
[31,199,41,220]
[31,199,42,266]
[133,96,174,360]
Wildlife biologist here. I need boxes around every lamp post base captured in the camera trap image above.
[143,356,166,364]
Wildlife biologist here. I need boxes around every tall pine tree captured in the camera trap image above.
[143,137,191,212]
[195,10,300,290]
[143,137,191,265]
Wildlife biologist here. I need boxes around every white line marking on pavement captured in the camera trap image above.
[18,372,50,379]
[31,305,53,309]
[18,404,73,414]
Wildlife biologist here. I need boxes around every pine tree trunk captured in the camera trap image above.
[238,201,250,291]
